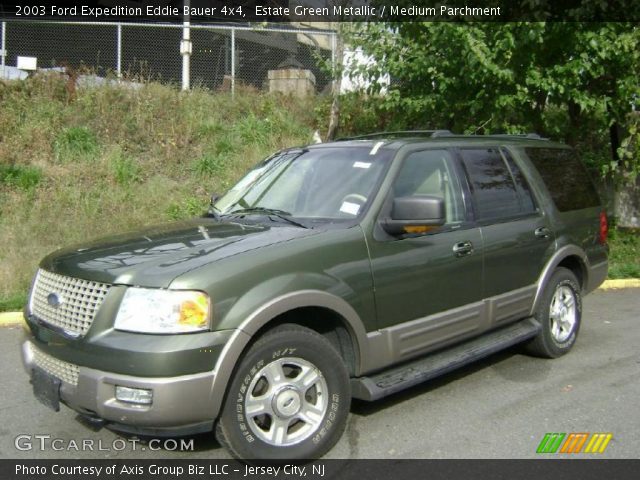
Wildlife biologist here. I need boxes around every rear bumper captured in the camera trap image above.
[22,340,219,434]
[586,260,608,294]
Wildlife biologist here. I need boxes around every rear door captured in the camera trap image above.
[458,147,554,327]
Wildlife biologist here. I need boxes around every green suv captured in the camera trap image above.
[22,131,608,460]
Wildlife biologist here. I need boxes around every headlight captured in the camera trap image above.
[114,288,210,334]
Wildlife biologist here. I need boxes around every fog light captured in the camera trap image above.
[115,386,153,405]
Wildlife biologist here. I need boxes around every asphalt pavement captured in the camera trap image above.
[0,288,638,459]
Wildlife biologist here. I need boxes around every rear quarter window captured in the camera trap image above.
[525,148,600,212]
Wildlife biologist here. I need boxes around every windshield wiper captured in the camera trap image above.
[228,207,309,229]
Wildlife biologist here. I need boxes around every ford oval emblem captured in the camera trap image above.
[47,293,64,308]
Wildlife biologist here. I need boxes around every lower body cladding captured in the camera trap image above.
[21,340,217,436]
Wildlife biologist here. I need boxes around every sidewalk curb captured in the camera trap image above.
[0,279,638,327]
[0,311,24,326]
[599,278,640,290]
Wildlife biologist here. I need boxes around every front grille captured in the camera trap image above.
[30,269,111,337]
[30,344,80,386]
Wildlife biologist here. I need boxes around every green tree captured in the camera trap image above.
[347,22,640,224]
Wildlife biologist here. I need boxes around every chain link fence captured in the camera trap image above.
[0,21,336,94]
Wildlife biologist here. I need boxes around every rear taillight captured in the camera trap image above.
[599,210,608,245]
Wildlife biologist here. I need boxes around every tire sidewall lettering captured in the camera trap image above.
[312,393,340,444]
[235,358,265,444]
[233,346,339,447]
[219,325,351,460]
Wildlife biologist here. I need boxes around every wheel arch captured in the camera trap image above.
[532,245,589,314]
[209,290,368,419]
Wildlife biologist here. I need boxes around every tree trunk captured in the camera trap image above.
[610,110,639,227]
[609,121,621,162]
[614,177,640,228]
[566,101,581,146]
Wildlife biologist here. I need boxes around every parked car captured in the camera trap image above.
[21,131,608,460]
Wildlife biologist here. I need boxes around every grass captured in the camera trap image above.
[608,228,640,279]
[192,152,226,177]
[0,164,42,191]
[0,74,318,311]
[0,74,638,313]
[53,126,99,162]
[0,292,27,312]
[109,147,141,185]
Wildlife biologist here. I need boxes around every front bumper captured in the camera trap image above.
[22,340,218,435]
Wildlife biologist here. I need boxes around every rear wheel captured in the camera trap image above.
[216,324,350,461]
[526,267,582,358]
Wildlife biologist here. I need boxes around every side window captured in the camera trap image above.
[525,148,600,212]
[460,148,524,221]
[502,149,538,214]
[393,149,465,224]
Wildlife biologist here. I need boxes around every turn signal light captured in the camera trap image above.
[178,293,209,328]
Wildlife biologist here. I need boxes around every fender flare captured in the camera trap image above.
[531,245,589,313]
[208,290,368,418]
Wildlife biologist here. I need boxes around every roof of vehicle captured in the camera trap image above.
[307,130,570,151]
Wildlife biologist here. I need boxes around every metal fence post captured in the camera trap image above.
[230,27,235,97]
[181,1,191,91]
[1,22,6,78]
[116,23,122,79]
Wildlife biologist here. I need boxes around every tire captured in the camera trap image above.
[525,267,582,358]
[216,324,350,461]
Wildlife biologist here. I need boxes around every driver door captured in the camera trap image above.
[367,148,485,362]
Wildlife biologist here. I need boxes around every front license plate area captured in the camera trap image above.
[31,367,61,412]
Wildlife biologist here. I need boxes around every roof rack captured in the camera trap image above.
[335,131,548,142]
[485,133,548,140]
[337,130,454,141]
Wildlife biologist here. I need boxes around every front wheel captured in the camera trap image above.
[525,267,582,358]
[216,324,350,461]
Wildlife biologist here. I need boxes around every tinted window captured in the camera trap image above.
[393,149,465,224]
[460,148,522,221]
[526,148,600,211]
[502,149,537,214]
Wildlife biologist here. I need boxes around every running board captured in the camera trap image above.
[351,317,541,401]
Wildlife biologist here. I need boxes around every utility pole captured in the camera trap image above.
[181,0,192,91]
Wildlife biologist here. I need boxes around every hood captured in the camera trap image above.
[40,219,316,287]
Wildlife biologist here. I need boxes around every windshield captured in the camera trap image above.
[214,146,391,222]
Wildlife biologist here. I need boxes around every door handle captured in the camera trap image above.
[534,227,551,239]
[453,241,474,257]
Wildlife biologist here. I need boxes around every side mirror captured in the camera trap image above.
[382,195,446,236]
[205,193,221,219]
